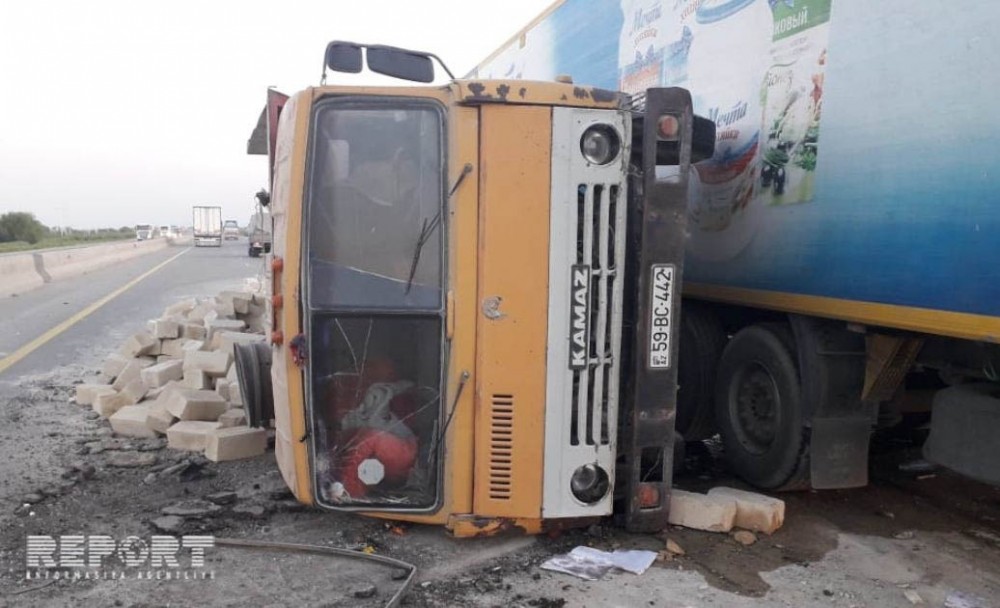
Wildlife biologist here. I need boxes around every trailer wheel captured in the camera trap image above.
[715,323,808,489]
[676,303,725,441]
[234,342,274,428]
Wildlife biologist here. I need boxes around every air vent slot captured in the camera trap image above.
[489,394,514,500]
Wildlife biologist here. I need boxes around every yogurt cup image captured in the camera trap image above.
[684,0,774,261]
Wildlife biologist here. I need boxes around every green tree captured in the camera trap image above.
[0,212,48,244]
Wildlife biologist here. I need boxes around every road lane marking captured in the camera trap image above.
[0,247,192,375]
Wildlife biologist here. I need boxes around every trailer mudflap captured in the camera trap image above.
[810,416,871,489]
[618,88,700,532]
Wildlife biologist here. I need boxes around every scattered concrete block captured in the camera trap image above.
[120,378,149,406]
[219,291,252,314]
[146,404,178,434]
[707,487,786,535]
[229,382,244,407]
[165,298,197,317]
[183,350,231,376]
[225,363,238,383]
[211,298,237,318]
[205,319,247,342]
[187,302,214,323]
[151,318,180,339]
[164,389,228,421]
[215,379,231,399]
[667,489,737,533]
[181,369,211,390]
[147,380,181,402]
[140,360,184,388]
[212,330,264,354]
[119,331,158,358]
[167,420,222,451]
[217,409,247,428]
[156,354,172,364]
[100,353,131,382]
[76,384,115,406]
[205,426,267,462]
[181,323,207,340]
[160,339,189,358]
[182,340,205,353]
[110,405,158,438]
[112,360,147,391]
[93,391,127,418]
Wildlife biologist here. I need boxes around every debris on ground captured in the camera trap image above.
[944,592,990,608]
[540,546,658,581]
[732,530,757,546]
[73,288,268,464]
[903,588,924,605]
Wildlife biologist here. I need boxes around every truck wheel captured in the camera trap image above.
[676,303,725,441]
[234,342,274,428]
[715,323,808,489]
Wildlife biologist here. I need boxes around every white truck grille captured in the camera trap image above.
[544,107,629,518]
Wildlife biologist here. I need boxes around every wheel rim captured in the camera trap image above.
[729,361,780,455]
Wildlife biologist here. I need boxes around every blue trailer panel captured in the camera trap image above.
[472,0,1000,330]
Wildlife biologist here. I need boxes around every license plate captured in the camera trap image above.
[648,264,675,369]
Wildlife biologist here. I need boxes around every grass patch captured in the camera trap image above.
[0,235,134,254]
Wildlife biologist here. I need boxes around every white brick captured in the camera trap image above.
[151,318,180,339]
[217,409,246,428]
[219,291,252,314]
[707,487,786,535]
[181,323,207,340]
[183,350,231,376]
[76,383,114,406]
[145,404,177,434]
[165,298,197,317]
[160,339,189,358]
[100,353,131,382]
[215,379,231,399]
[205,319,247,342]
[140,360,184,388]
[229,381,244,407]
[211,330,264,355]
[119,378,149,405]
[119,331,158,357]
[182,339,205,353]
[187,303,214,323]
[166,420,222,451]
[110,405,158,438]
[112,359,152,391]
[211,298,236,318]
[163,389,227,421]
[93,391,127,418]
[181,369,211,389]
[205,426,267,462]
[667,490,737,533]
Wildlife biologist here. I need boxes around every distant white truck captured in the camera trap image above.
[135,224,153,241]
[223,219,241,240]
[192,206,223,247]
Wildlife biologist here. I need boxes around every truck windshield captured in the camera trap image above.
[306,100,444,310]
[304,98,445,510]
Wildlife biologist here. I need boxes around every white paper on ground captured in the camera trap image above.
[539,546,658,581]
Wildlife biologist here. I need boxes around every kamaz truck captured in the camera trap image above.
[240,41,718,535]
[470,0,1000,491]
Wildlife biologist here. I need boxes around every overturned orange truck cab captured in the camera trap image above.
[240,42,714,537]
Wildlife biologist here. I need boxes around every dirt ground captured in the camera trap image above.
[2,363,1000,607]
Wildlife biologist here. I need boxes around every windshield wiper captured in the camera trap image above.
[404,163,473,294]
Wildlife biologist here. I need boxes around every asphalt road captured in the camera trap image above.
[0,239,263,381]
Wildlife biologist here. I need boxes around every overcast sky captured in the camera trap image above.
[0,0,549,229]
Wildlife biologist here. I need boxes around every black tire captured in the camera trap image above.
[249,246,260,258]
[715,323,808,489]
[234,342,274,428]
[676,303,726,440]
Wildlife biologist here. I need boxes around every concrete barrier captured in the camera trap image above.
[0,238,170,298]
[0,252,45,297]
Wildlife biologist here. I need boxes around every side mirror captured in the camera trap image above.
[367,45,434,83]
[325,42,363,74]
[255,189,271,207]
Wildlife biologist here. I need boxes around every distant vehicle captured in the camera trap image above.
[192,206,223,247]
[223,220,240,240]
[157,225,174,238]
[135,224,153,241]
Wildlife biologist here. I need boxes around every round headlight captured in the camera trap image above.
[570,463,611,504]
[580,125,620,165]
